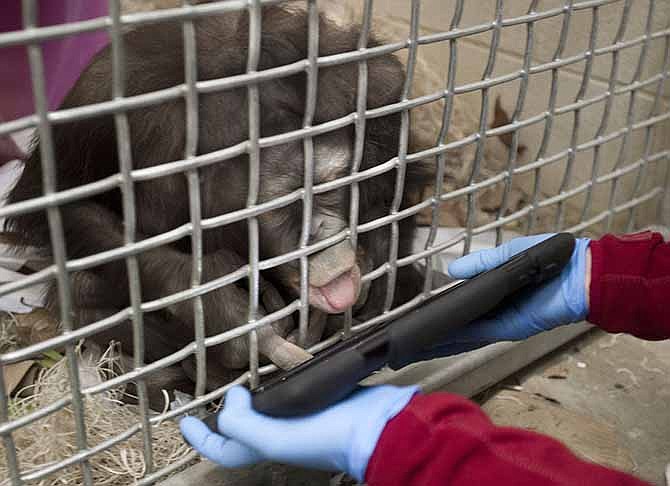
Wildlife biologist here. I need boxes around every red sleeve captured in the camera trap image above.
[588,231,670,340]
[365,393,650,486]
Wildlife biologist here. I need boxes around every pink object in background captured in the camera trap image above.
[0,1,110,163]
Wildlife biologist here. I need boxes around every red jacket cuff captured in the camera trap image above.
[588,231,670,340]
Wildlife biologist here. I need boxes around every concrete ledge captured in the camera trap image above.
[159,462,332,486]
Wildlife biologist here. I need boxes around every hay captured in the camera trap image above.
[0,344,193,486]
[0,312,19,353]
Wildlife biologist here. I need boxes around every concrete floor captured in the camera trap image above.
[479,329,670,486]
[161,329,670,485]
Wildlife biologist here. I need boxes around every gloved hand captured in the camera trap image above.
[180,384,418,482]
[418,234,591,358]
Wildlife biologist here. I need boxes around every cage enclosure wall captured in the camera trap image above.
[0,0,668,485]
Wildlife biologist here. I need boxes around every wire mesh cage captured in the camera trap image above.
[0,0,668,484]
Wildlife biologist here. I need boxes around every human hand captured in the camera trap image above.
[180,384,418,481]
[419,234,591,358]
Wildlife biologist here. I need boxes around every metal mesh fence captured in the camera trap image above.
[0,0,668,484]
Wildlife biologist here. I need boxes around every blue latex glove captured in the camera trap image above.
[420,234,591,358]
[180,384,418,482]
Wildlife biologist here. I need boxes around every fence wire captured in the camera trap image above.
[1,0,669,484]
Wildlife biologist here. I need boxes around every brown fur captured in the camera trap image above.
[6,5,435,399]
